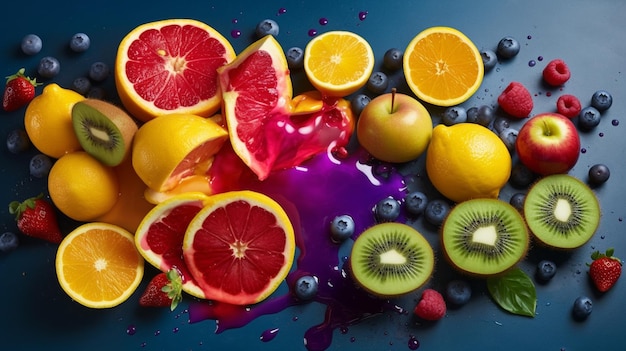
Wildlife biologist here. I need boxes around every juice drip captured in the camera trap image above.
[189,147,408,350]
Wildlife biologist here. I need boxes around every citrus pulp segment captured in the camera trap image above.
[304,31,374,97]
[182,190,296,305]
[135,192,210,298]
[131,113,228,195]
[115,19,236,122]
[55,222,144,308]
[217,35,293,180]
[403,26,484,106]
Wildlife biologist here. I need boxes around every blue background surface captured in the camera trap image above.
[1,0,625,350]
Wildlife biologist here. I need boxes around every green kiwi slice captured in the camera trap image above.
[441,198,529,276]
[71,99,138,166]
[349,222,434,297]
[524,174,600,249]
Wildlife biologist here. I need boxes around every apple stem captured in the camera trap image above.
[391,88,396,113]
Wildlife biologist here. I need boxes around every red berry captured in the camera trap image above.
[497,82,534,118]
[556,94,581,119]
[543,59,571,86]
[413,289,446,321]
[588,248,622,292]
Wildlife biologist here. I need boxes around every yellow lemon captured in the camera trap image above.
[24,83,85,159]
[131,113,228,196]
[48,151,120,222]
[426,123,511,203]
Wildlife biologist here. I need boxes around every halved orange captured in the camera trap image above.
[115,19,236,122]
[182,190,295,305]
[403,26,484,106]
[304,31,374,97]
[55,222,144,308]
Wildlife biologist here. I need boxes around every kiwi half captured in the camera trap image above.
[441,198,529,277]
[523,174,600,249]
[349,222,434,297]
[71,99,138,166]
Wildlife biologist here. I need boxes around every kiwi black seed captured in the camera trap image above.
[523,174,600,250]
[349,222,434,297]
[71,99,138,166]
[441,198,529,277]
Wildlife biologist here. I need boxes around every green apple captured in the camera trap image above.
[357,90,432,163]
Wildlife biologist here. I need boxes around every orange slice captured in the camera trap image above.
[403,26,484,106]
[55,222,144,308]
[304,31,374,97]
[183,190,295,305]
[115,19,236,122]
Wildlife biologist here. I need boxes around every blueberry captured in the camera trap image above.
[466,106,479,123]
[442,106,467,126]
[509,192,525,213]
[72,76,92,95]
[351,94,371,116]
[255,19,279,37]
[29,153,53,178]
[21,34,42,55]
[330,214,355,243]
[480,49,497,71]
[496,36,520,59]
[383,48,403,71]
[476,105,494,127]
[509,162,537,189]
[294,275,319,300]
[445,279,472,306]
[499,128,518,152]
[590,90,612,112]
[6,129,31,154]
[87,86,106,99]
[403,191,428,216]
[89,61,110,82]
[588,163,610,186]
[38,56,61,78]
[0,232,19,252]
[286,47,304,69]
[572,296,593,320]
[492,117,510,135]
[366,71,389,94]
[424,199,450,227]
[536,260,557,282]
[69,32,90,52]
[578,106,601,131]
[374,197,401,222]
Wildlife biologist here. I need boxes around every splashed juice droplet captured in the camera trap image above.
[260,328,280,342]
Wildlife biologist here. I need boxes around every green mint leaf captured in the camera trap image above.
[487,268,536,318]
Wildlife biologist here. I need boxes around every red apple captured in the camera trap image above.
[357,89,432,163]
[515,113,580,175]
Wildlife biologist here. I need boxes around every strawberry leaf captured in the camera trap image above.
[487,267,536,318]
[163,268,183,311]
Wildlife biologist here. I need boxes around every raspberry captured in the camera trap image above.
[413,289,446,321]
[556,94,581,119]
[497,82,534,118]
[543,59,571,86]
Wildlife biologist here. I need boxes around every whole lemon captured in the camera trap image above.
[48,151,120,222]
[24,83,85,159]
[426,123,511,203]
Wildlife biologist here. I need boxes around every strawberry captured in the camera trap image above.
[139,269,183,310]
[497,81,534,118]
[413,288,446,321]
[588,248,622,292]
[8,194,63,244]
[3,68,41,112]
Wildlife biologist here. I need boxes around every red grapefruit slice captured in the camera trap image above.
[135,192,210,298]
[182,190,295,305]
[115,19,236,122]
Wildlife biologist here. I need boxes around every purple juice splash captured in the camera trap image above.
[189,148,408,351]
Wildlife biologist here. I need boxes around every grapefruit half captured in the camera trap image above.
[135,192,210,298]
[115,19,236,122]
[182,190,295,305]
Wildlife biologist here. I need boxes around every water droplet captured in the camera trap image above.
[350,336,356,343]
[599,132,604,137]
[358,11,368,21]
[527,35,533,40]
[528,60,536,67]
[231,18,238,24]
[230,29,241,38]
[278,7,287,15]
[319,18,329,26]
[612,119,619,126]
[581,148,587,153]
[172,327,179,333]
[546,92,552,97]
[260,328,280,342]
[340,326,349,334]
[308,29,318,37]
[126,325,137,335]
[538,56,544,61]
[408,335,420,350]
